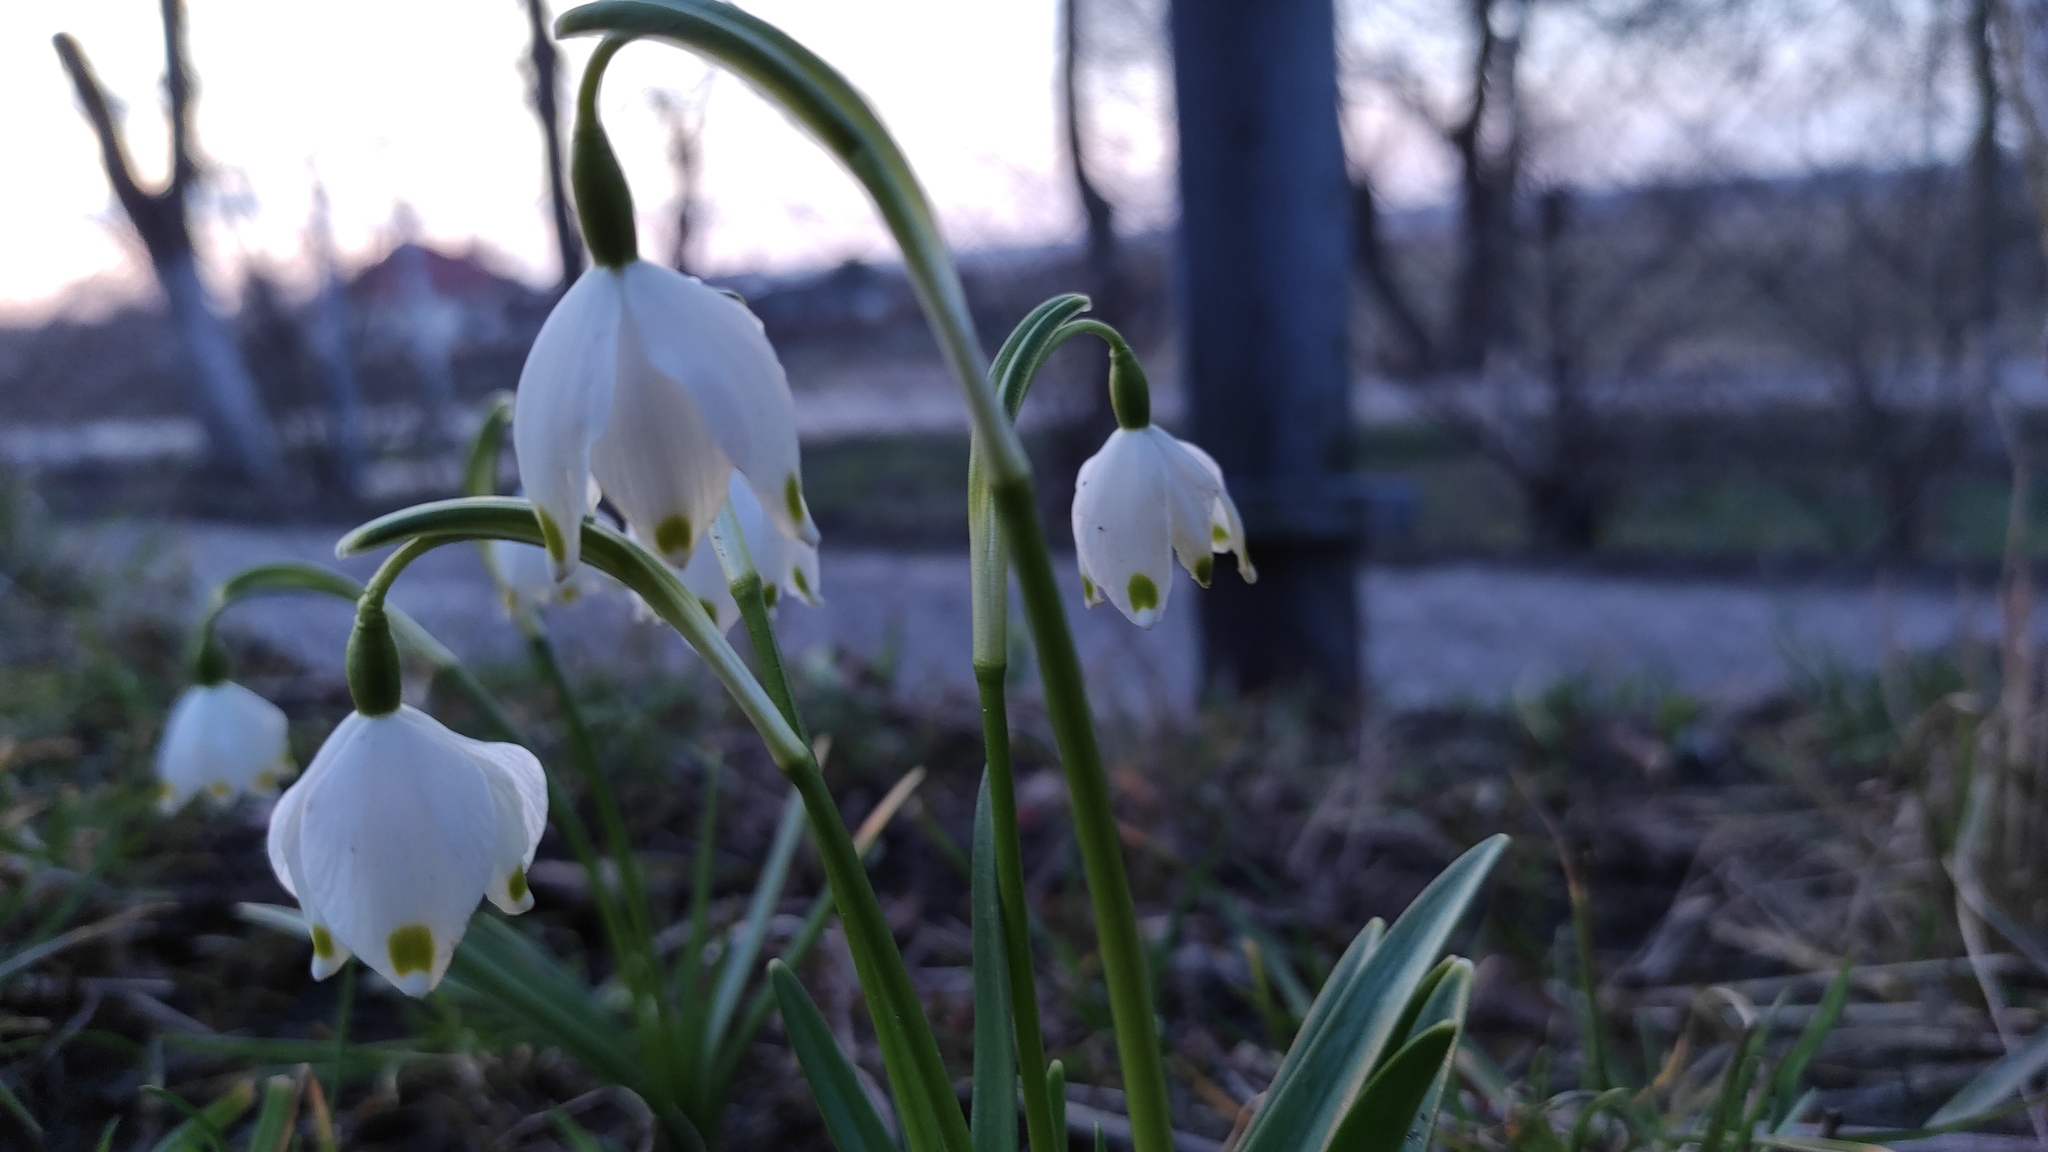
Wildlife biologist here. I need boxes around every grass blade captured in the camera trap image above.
[245,1072,304,1152]
[0,1075,40,1138]
[148,1079,254,1152]
[770,960,903,1152]
[1699,1026,1761,1152]
[1931,1027,2048,1126]
[705,787,808,1062]
[1769,962,1850,1128]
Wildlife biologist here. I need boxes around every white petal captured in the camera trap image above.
[730,477,821,607]
[156,682,294,809]
[450,735,549,915]
[1151,430,1227,587]
[268,712,369,979]
[296,709,501,996]
[515,268,623,579]
[591,301,735,567]
[1173,438,1256,582]
[621,262,816,546]
[1071,429,1174,628]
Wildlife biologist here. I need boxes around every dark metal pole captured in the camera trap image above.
[1170,0,1359,704]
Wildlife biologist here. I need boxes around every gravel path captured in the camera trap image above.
[67,521,2003,716]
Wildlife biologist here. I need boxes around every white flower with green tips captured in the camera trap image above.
[266,706,547,995]
[487,539,604,617]
[155,682,294,809]
[513,261,817,581]
[1071,426,1255,629]
[657,476,823,632]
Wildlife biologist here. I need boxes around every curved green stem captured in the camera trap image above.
[549,6,1176,1147]
[707,502,970,1152]
[339,496,972,1152]
[968,293,1092,1152]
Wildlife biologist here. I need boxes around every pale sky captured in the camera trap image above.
[2,0,1178,319]
[2,0,1977,323]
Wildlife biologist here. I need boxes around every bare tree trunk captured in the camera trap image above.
[394,243,461,451]
[53,0,284,484]
[1526,188,1605,552]
[651,89,705,274]
[1445,0,1526,373]
[308,183,367,499]
[1172,0,1359,705]
[523,0,584,292]
[1350,175,1437,376]
[1049,0,1127,522]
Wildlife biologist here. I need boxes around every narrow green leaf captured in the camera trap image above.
[0,1075,40,1137]
[991,295,1093,419]
[463,392,515,498]
[1699,1027,1761,1152]
[1398,959,1474,1152]
[770,960,902,1152]
[707,787,807,1062]
[148,1080,254,1152]
[1770,962,1850,1128]
[971,775,1019,1152]
[1565,1088,1634,1152]
[1048,1060,1067,1142]
[1772,1091,1819,1136]
[1218,895,1313,1019]
[1931,1027,2048,1125]
[1380,959,1455,1073]
[95,1117,120,1152]
[245,1074,302,1152]
[1749,1137,1895,1152]
[1325,1023,1459,1152]
[1239,835,1507,1152]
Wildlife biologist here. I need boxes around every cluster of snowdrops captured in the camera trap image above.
[145,6,1503,1152]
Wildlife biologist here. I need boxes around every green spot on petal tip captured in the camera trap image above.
[388,924,434,976]
[654,514,693,556]
[791,567,810,598]
[311,924,336,960]
[1193,556,1213,588]
[537,507,566,563]
[784,473,805,526]
[1127,572,1159,612]
[763,583,780,608]
[508,867,529,903]
[1211,524,1228,543]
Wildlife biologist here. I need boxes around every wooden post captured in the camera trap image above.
[1169,0,1360,703]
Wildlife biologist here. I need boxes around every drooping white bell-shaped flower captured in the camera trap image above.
[484,483,608,618]
[513,261,818,582]
[155,681,294,810]
[487,540,604,617]
[1072,426,1256,629]
[644,476,823,633]
[266,706,547,995]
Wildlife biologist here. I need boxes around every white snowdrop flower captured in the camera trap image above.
[641,477,822,634]
[1071,426,1256,629]
[155,682,294,810]
[513,261,817,582]
[486,540,603,617]
[266,707,547,996]
[720,476,822,613]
